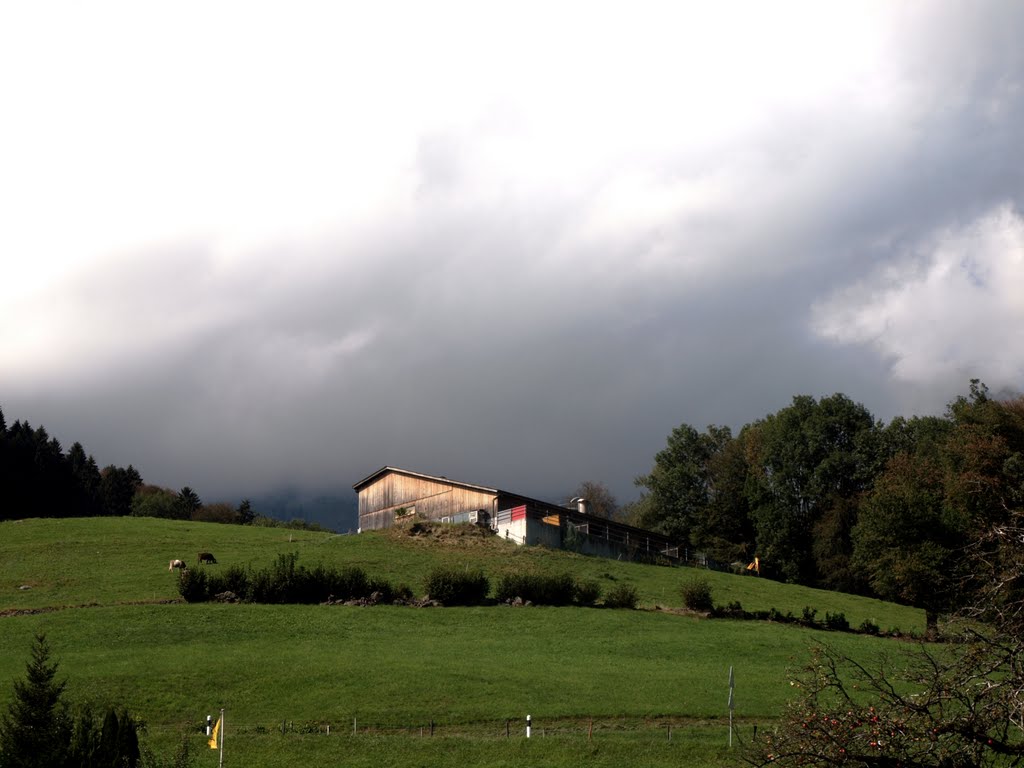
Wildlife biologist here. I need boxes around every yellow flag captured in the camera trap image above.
[208,715,221,749]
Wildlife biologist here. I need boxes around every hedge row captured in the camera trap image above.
[422,567,490,606]
[178,553,408,604]
[177,556,638,610]
[494,572,602,606]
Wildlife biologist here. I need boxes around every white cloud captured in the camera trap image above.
[812,204,1024,385]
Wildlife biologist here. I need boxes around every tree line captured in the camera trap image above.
[743,392,1024,768]
[0,407,255,526]
[623,380,1024,631]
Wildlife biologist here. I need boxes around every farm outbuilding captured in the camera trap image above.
[353,466,686,562]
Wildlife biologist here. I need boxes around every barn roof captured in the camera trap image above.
[352,466,500,495]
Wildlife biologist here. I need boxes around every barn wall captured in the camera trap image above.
[526,516,564,549]
[357,472,498,530]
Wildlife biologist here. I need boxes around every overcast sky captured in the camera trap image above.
[3,2,1023,510]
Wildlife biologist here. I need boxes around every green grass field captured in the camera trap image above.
[0,517,926,767]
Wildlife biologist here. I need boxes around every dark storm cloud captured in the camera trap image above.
[4,2,1024,510]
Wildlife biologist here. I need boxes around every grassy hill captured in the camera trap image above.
[0,517,925,767]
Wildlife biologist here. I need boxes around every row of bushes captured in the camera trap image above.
[414,567,641,608]
[714,601,853,630]
[680,576,899,636]
[178,553,410,604]
[179,561,890,630]
[178,556,641,609]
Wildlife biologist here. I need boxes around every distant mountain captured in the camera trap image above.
[247,489,358,532]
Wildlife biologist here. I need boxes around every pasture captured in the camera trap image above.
[0,517,925,767]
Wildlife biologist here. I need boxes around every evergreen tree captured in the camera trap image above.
[96,708,140,768]
[237,498,255,525]
[0,638,142,768]
[67,443,103,517]
[176,487,202,519]
[0,634,72,768]
[100,466,143,516]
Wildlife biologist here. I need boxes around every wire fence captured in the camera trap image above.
[141,715,760,744]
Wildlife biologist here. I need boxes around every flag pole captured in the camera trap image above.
[219,708,224,768]
[728,666,735,748]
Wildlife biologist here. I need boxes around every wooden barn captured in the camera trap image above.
[353,466,685,562]
[353,466,507,531]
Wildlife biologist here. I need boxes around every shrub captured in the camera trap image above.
[326,566,371,602]
[247,567,275,604]
[364,576,393,601]
[573,579,602,606]
[858,618,880,635]
[495,572,576,606]
[207,564,249,599]
[680,577,714,611]
[563,523,583,553]
[191,502,239,524]
[767,607,790,623]
[801,606,818,625]
[824,611,849,631]
[604,583,639,609]
[177,568,209,603]
[267,552,301,603]
[423,567,490,606]
[246,553,308,603]
[495,573,534,603]
[393,583,414,602]
[185,554,403,606]
[714,600,745,617]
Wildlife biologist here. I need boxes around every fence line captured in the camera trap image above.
[140,714,758,741]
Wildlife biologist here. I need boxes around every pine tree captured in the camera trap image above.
[177,487,202,519]
[67,443,103,517]
[0,634,72,768]
[94,708,140,768]
[100,465,143,516]
[237,498,254,525]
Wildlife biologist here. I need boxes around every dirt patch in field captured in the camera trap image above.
[385,520,500,547]
[0,597,182,619]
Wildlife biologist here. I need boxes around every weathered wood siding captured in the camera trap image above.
[358,472,498,530]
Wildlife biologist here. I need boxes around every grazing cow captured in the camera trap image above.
[197,552,217,565]
[169,559,186,571]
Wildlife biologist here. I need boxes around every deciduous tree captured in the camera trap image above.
[131,486,186,519]
[744,394,877,585]
[747,505,1024,768]
[571,481,620,520]
[633,423,731,544]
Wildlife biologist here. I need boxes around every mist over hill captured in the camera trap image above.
[247,488,358,532]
